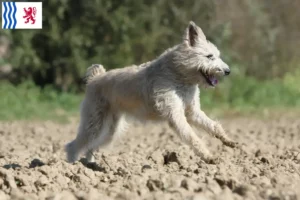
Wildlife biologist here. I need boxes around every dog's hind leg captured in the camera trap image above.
[66,98,109,163]
[85,149,95,163]
[84,112,126,162]
[65,120,88,163]
[66,112,112,163]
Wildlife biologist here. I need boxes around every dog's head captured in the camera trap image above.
[174,21,230,87]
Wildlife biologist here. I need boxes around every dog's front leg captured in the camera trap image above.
[168,112,218,163]
[157,95,217,163]
[187,107,237,148]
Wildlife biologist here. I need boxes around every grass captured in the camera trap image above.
[0,81,82,122]
[0,71,300,121]
[201,68,300,117]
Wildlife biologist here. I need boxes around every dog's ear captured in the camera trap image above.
[183,21,206,47]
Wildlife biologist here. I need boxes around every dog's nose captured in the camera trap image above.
[224,69,230,75]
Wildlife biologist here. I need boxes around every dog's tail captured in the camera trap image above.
[85,64,106,84]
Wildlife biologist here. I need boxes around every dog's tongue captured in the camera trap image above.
[209,77,218,86]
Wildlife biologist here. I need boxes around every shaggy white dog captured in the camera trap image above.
[66,21,237,164]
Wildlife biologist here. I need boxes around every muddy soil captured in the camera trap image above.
[0,115,300,200]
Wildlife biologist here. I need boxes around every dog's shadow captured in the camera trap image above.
[79,158,106,172]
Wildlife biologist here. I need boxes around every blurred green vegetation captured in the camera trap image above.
[0,0,300,120]
[1,70,299,121]
[0,81,82,121]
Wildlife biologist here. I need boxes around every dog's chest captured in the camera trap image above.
[176,85,198,105]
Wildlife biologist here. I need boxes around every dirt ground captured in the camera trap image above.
[0,114,300,200]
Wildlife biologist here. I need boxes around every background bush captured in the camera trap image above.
[1,0,216,91]
[2,0,299,89]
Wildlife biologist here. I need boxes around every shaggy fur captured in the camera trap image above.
[65,21,237,164]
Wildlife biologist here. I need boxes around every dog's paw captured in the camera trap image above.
[65,141,79,163]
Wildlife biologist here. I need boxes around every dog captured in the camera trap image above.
[65,21,237,164]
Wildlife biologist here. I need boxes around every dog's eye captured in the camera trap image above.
[206,54,214,59]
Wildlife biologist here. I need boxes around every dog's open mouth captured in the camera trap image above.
[200,71,218,86]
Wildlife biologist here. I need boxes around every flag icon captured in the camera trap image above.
[2,2,42,29]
